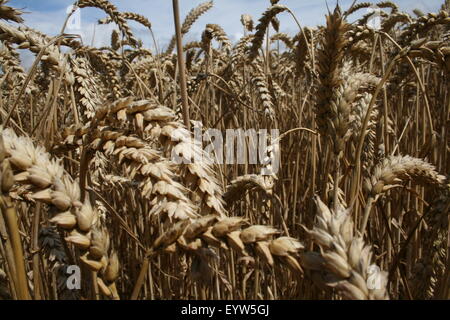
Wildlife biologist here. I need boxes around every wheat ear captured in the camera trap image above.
[302,196,389,300]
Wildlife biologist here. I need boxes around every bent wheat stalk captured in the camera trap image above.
[361,155,447,233]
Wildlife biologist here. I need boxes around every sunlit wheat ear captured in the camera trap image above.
[60,98,226,218]
[0,42,27,92]
[0,0,23,23]
[251,59,275,119]
[110,29,120,51]
[1,129,119,298]
[70,57,104,120]
[294,27,312,76]
[223,174,273,205]
[271,32,293,49]
[343,3,374,17]
[157,126,227,217]
[0,21,71,75]
[75,46,124,99]
[90,129,198,220]
[231,34,254,66]
[302,196,389,300]
[77,0,138,47]
[350,92,378,172]
[201,24,231,53]
[315,5,348,138]
[326,174,347,207]
[165,1,214,54]
[269,237,304,257]
[248,4,289,61]
[365,155,447,198]
[400,10,450,46]
[329,61,381,155]
[240,225,280,243]
[99,12,152,31]
[240,14,254,32]
[148,214,305,275]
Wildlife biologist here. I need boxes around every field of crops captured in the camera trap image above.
[0,0,449,300]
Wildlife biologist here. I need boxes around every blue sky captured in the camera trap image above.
[7,0,445,62]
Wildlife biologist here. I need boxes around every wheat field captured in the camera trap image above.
[0,0,449,300]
